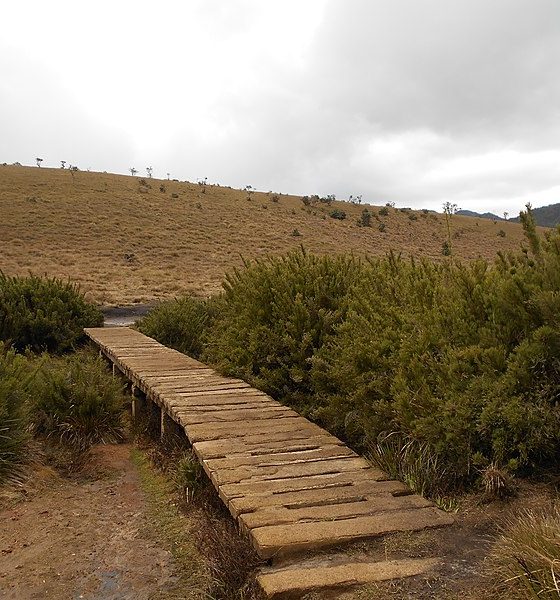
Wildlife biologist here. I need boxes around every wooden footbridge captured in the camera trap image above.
[85,327,453,597]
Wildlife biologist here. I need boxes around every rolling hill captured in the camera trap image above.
[0,165,542,305]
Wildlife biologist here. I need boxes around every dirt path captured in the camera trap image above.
[0,445,187,600]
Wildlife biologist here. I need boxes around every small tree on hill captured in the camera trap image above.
[60,160,66,169]
[36,157,43,168]
[146,166,153,178]
[358,208,372,227]
[442,201,459,255]
[130,167,137,176]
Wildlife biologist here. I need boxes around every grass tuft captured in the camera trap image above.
[490,505,560,599]
[368,432,455,501]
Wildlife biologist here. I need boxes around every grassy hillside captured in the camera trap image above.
[0,165,539,305]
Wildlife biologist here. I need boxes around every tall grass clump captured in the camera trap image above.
[0,344,33,483]
[368,432,453,499]
[32,349,126,451]
[490,506,560,599]
[0,272,103,353]
[173,451,205,503]
[136,296,210,358]
[204,248,360,412]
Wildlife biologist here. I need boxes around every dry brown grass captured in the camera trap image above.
[0,165,537,305]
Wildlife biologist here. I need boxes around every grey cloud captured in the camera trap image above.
[0,48,134,171]
[306,0,560,144]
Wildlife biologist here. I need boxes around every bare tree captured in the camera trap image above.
[197,177,207,193]
[36,157,43,168]
[146,166,153,178]
[167,172,170,180]
[442,201,459,255]
[60,161,66,169]
[503,211,509,221]
[130,167,137,176]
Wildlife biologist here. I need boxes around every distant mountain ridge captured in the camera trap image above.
[456,209,503,221]
[508,203,560,228]
[458,203,560,228]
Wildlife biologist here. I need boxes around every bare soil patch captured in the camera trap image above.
[0,444,200,600]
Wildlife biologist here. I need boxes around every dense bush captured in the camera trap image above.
[32,350,126,449]
[204,249,360,411]
[0,273,103,353]
[154,207,560,492]
[329,208,346,220]
[0,344,32,483]
[358,209,372,227]
[136,296,211,358]
[312,211,560,486]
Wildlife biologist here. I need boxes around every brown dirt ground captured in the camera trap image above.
[0,444,198,600]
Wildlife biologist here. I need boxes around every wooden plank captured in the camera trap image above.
[204,445,355,470]
[257,558,439,598]
[228,480,411,518]
[218,469,386,503]
[193,435,345,459]
[239,495,433,530]
[211,456,371,486]
[250,508,455,558]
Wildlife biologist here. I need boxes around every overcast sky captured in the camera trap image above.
[2,0,559,214]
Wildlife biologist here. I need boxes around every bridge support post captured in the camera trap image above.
[131,385,146,420]
[161,410,173,442]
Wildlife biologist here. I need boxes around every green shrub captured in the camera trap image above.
[329,208,346,220]
[491,506,560,599]
[0,344,33,483]
[204,249,360,412]
[32,350,125,449]
[136,296,210,358]
[378,206,389,216]
[313,214,560,486]
[358,209,372,227]
[0,273,102,353]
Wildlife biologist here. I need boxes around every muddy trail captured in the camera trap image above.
[0,445,190,600]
